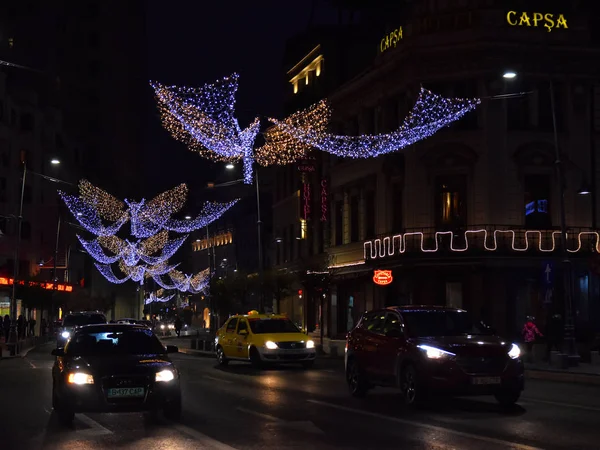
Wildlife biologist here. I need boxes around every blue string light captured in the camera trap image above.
[60,192,128,237]
[145,291,176,305]
[268,88,480,158]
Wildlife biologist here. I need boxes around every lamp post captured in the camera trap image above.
[504,71,580,365]
[8,157,71,355]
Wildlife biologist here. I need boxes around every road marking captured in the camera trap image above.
[236,407,324,435]
[203,375,233,384]
[524,397,600,413]
[27,360,37,369]
[307,399,543,450]
[172,423,238,449]
[76,414,113,436]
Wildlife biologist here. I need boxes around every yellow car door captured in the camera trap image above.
[235,319,251,359]
[222,318,239,357]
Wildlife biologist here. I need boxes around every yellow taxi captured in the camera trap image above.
[214,311,316,368]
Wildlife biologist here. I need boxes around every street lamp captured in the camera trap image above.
[50,159,60,165]
[225,163,235,170]
[8,158,72,355]
[504,70,580,366]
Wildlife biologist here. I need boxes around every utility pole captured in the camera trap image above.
[51,215,61,324]
[255,168,264,312]
[9,161,26,355]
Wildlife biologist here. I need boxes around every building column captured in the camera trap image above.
[343,191,350,244]
[330,284,338,338]
[359,188,366,241]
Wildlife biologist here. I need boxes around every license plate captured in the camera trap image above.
[472,377,501,385]
[107,387,145,398]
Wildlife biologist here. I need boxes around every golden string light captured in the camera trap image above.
[78,179,127,222]
[255,100,331,166]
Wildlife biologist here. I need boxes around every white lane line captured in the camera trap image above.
[172,423,239,449]
[307,399,543,450]
[236,407,282,422]
[76,414,113,436]
[203,375,233,384]
[26,359,36,369]
[523,397,600,413]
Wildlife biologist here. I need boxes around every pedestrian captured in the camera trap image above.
[17,315,25,340]
[41,318,47,337]
[29,317,36,337]
[3,315,11,342]
[174,315,182,337]
[522,316,543,363]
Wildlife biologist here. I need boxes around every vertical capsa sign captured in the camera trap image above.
[506,11,568,32]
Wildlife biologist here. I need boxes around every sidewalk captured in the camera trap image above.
[0,336,52,359]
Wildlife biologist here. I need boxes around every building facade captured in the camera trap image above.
[270,1,600,344]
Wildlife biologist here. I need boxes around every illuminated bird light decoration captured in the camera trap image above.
[60,180,237,289]
[145,291,176,305]
[152,268,211,294]
[152,74,480,172]
[151,74,260,184]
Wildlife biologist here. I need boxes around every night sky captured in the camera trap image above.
[144,1,339,195]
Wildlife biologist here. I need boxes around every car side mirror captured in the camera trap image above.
[385,329,404,338]
[238,329,248,335]
[166,345,179,353]
[51,348,65,357]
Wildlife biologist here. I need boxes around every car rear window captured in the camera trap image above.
[401,310,478,337]
[63,314,106,327]
[66,329,165,355]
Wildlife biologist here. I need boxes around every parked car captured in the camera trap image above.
[57,311,107,347]
[345,306,524,406]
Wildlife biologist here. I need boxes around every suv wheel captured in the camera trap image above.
[494,388,521,407]
[400,363,421,406]
[346,358,369,398]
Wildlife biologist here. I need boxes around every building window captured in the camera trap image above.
[21,221,31,240]
[507,80,532,130]
[0,177,6,202]
[436,175,467,229]
[524,174,551,228]
[350,196,359,242]
[334,200,343,246]
[538,82,564,131]
[391,183,402,232]
[445,282,463,309]
[20,113,34,132]
[365,191,375,239]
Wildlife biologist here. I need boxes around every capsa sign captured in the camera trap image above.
[373,270,393,286]
[380,27,403,53]
[506,11,568,32]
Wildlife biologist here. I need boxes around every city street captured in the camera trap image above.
[1,343,600,449]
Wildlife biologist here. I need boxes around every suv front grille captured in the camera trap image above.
[456,356,507,375]
[276,341,306,349]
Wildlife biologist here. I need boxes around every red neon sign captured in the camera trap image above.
[320,179,328,222]
[373,270,393,286]
[303,183,311,220]
[0,277,73,292]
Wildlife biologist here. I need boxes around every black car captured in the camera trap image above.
[57,311,107,347]
[51,324,181,425]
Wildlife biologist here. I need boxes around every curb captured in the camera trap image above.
[525,369,600,386]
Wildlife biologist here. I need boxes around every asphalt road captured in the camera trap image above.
[1,342,600,449]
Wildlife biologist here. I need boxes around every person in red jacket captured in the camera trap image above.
[522,316,543,362]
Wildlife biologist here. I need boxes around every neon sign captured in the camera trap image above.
[320,179,328,222]
[373,270,393,286]
[303,182,311,220]
[506,11,568,32]
[0,277,73,292]
[380,26,403,53]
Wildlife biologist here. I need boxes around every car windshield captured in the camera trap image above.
[63,314,106,327]
[402,310,488,337]
[66,329,165,356]
[248,318,299,334]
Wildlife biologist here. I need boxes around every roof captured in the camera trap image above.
[73,324,149,333]
[66,311,106,315]
[231,312,289,320]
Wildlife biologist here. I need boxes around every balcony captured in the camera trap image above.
[363,225,599,260]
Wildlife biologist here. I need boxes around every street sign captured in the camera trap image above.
[542,261,554,286]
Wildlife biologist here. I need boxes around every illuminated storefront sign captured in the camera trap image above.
[506,11,568,32]
[0,277,73,292]
[380,26,403,53]
[303,182,311,220]
[320,179,328,222]
[373,270,393,286]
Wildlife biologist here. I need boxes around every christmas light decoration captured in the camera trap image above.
[268,88,480,159]
[60,192,128,237]
[145,291,176,305]
[78,180,126,222]
[152,268,211,294]
[363,229,600,259]
[255,100,330,166]
[158,200,239,234]
[151,74,260,184]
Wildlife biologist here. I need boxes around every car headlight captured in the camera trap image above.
[155,369,175,382]
[160,324,165,330]
[306,340,315,349]
[67,372,94,385]
[168,324,175,329]
[265,341,278,349]
[61,331,70,339]
[417,344,456,359]
[508,343,521,360]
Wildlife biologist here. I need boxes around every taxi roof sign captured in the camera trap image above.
[247,310,260,315]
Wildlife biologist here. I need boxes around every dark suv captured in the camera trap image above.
[345,306,524,406]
